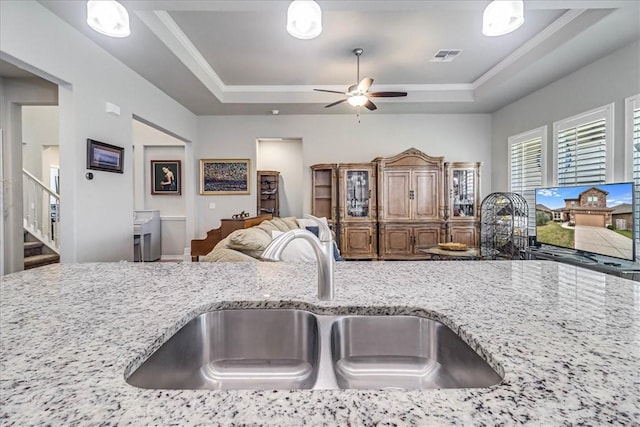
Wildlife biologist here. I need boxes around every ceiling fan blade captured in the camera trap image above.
[358,77,374,92]
[368,91,408,98]
[324,98,348,108]
[364,99,377,111]
[347,84,357,93]
[314,89,348,95]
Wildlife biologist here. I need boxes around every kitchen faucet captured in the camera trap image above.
[261,214,335,300]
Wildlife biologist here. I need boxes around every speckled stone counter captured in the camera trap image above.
[1,261,639,426]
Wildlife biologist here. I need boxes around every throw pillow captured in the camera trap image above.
[270,217,292,232]
[280,216,300,230]
[227,227,272,258]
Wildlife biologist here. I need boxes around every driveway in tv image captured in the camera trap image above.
[573,225,633,260]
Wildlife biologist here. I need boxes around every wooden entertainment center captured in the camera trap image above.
[311,148,482,260]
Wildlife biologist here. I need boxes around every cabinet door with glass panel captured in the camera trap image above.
[338,163,377,259]
[444,162,482,247]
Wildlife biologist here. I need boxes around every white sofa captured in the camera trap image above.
[201,216,337,262]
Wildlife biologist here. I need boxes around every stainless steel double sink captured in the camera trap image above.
[126,309,502,391]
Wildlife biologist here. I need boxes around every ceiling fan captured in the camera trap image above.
[314,48,407,111]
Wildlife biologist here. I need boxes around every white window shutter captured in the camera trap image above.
[553,103,613,186]
[509,127,546,234]
[557,118,607,185]
[630,96,640,259]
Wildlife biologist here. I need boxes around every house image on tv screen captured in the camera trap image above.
[537,187,632,229]
[535,183,634,260]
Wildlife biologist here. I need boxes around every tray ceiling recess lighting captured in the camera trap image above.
[482,0,524,36]
[287,0,322,39]
[87,0,130,38]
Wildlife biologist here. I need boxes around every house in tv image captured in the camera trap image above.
[611,203,634,231]
[560,187,614,228]
[535,184,634,260]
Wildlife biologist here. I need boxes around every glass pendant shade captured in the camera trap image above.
[348,95,368,107]
[482,0,524,36]
[87,0,131,38]
[287,1,322,40]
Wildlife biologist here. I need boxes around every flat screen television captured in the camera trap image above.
[534,182,635,262]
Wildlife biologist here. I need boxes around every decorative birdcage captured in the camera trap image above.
[480,192,528,259]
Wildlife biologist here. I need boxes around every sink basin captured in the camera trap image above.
[127,309,502,390]
[330,315,502,389]
[126,309,319,390]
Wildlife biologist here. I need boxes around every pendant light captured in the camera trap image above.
[482,0,524,36]
[287,0,322,40]
[87,0,131,38]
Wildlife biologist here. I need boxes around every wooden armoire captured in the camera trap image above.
[375,148,445,260]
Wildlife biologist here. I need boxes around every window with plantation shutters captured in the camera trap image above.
[509,127,546,234]
[626,94,640,259]
[553,104,613,186]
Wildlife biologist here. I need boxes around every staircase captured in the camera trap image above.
[24,233,59,270]
[22,169,60,269]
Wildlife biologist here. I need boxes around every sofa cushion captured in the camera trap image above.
[255,220,280,235]
[203,248,259,262]
[201,238,259,262]
[227,227,272,257]
[269,217,293,232]
[280,216,300,230]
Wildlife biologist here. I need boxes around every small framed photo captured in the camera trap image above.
[200,159,250,195]
[86,139,124,173]
[151,160,181,195]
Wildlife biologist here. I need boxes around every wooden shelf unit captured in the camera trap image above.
[311,164,338,231]
[257,170,280,217]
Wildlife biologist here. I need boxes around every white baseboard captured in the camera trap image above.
[160,255,183,262]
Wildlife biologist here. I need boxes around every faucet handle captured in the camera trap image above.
[303,214,332,242]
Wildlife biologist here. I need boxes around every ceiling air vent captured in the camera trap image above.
[430,49,462,63]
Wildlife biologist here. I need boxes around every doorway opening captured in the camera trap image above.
[132,117,190,261]
[256,138,303,218]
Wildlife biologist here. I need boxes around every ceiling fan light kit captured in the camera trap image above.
[86,0,130,38]
[287,0,322,40]
[314,48,407,116]
[347,95,368,107]
[482,0,524,36]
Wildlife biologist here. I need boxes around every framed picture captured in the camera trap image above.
[86,139,124,173]
[200,159,250,195]
[151,160,181,195]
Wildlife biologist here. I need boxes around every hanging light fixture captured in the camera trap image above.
[287,0,322,40]
[87,0,131,38]
[347,95,367,107]
[482,0,524,36]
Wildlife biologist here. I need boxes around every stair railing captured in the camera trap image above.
[22,169,60,254]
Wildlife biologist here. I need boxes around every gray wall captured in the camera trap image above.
[195,114,492,236]
[492,40,640,191]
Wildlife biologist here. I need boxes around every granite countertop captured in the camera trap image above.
[1,260,639,425]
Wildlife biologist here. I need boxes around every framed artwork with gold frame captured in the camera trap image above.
[200,159,250,195]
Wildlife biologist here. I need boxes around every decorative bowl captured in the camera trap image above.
[438,242,468,251]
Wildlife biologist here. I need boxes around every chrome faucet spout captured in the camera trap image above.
[262,216,335,300]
